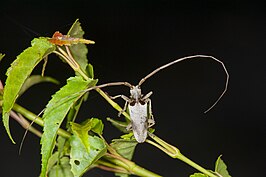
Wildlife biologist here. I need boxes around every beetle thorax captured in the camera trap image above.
[130,86,142,101]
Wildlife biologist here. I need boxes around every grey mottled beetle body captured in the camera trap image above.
[123,86,154,143]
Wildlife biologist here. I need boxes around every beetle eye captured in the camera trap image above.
[130,101,136,106]
[139,100,145,105]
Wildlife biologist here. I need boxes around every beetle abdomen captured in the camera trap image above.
[129,102,148,143]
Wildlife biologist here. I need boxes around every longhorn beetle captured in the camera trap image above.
[65,55,229,143]
[20,55,229,150]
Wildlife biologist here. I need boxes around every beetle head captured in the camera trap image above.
[130,86,142,100]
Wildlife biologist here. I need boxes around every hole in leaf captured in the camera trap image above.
[74,160,80,165]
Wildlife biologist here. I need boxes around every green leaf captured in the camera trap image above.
[0,53,5,62]
[89,118,104,135]
[19,75,59,96]
[68,19,94,78]
[57,136,69,155]
[48,137,71,176]
[47,152,61,173]
[71,118,104,153]
[190,173,208,177]
[66,96,85,129]
[111,139,138,160]
[120,133,134,140]
[67,19,84,38]
[40,76,97,177]
[215,155,232,177]
[71,121,91,153]
[48,156,74,177]
[70,134,107,177]
[111,134,137,177]
[2,37,55,143]
[86,63,94,79]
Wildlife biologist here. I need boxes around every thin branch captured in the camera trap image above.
[12,103,71,138]
[96,165,127,173]
[11,111,42,138]
[96,160,128,174]
[0,80,3,90]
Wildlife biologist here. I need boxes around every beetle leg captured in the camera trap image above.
[126,122,132,131]
[108,94,131,117]
[142,91,153,100]
[148,118,155,127]
[109,94,130,101]
[109,94,123,100]
[118,99,129,117]
[147,98,155,127]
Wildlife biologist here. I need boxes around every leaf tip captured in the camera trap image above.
[0,53,5,62]
[3,112,16,144]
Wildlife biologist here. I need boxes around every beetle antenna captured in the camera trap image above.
[138,55,229,113]
[85,81,133,91]
[19,81,133,153]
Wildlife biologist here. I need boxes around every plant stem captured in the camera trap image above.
[96,88,130,121]
[12,103,71,138]
[147,133,217,177]
[10,110,42,138]
[54,47,90,81]
[104,154,162,177]
[96,159,128,173]
[178,154,216,177]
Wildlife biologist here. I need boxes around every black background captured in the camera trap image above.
[0,1,265,177]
